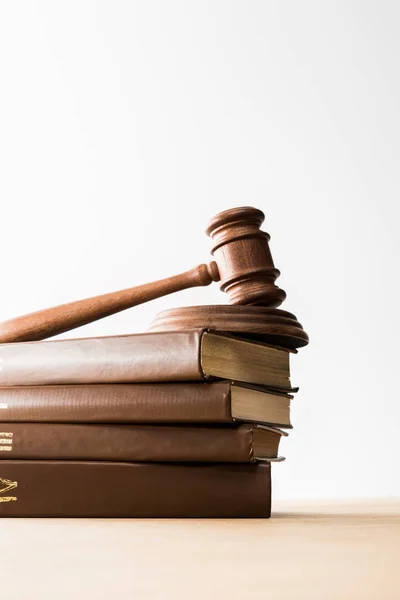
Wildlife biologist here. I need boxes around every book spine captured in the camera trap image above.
[0,330,205,386]
[0,381,233,423]
[0,423,263,462]
[0,461,271,517]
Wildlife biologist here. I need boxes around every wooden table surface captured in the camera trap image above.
[1,500,399,599]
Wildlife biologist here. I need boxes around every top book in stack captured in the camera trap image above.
[0,329,295,390]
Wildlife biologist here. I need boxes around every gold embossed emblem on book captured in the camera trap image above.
[0,477,17,502]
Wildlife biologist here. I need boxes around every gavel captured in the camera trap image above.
[0,207,288,343]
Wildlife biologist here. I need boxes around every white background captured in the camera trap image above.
[0,1,399,500]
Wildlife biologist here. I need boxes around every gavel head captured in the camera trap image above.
[206,206,286,307]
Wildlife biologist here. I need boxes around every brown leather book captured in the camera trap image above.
[0,461,271,517]
[0,330,294,389]
[0,381,292,427]
[0,423,286,462]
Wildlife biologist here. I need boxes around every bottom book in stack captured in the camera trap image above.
[0,461,271,518]
[0,381,291,518]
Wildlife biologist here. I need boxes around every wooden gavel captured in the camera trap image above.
[0,206,287,343]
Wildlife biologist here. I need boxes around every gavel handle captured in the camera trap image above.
[0,262,220,343]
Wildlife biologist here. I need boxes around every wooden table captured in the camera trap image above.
[1,500,399,599]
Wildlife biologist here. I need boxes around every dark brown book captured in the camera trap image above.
[0,330,294,389]
[0,381,292,427]
[0,461,271,517]
[0,423,286,462]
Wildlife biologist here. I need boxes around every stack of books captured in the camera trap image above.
[0,328,296,517]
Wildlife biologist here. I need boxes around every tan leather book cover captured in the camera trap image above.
[0,381,234,423]
[0,330,204,385]
[0,461,271,517]
[0,422,285,462]
[0,330,291,389]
